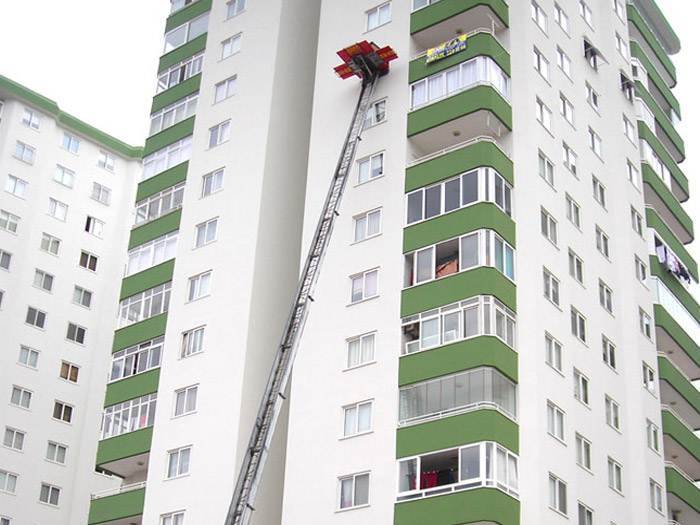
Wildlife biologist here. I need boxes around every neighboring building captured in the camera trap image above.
[0,76,142,524]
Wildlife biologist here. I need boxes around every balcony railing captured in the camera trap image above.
[651,277,700,343]
[91,481,146,501]
[407,135,509,167]
[410,28,498,61]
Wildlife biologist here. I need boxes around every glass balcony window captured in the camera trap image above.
[101,394,157,439]
[156,53,204,94]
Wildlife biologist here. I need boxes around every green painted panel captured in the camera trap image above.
[112,314,168,352]
[396,409,518,458]
[635,81,684,159]
[120,260,176,300]
[643,165,694,241]
[628,5,676,85]
[158,33,207,73]
[409,32,510,83]
[165,0,212,32]
[666,466,700,513]
[638,122,688,199]
[401,267,516,317]
[88,487,145,525]
[403,203,515,253]
[407,85,512,137]
[406,139,513,191]
[654,305,700,370]
[646,208,698,281]
[105,369,160,407]
[143,116,195,157]
[651,258,700,323]
[411,0,509,34]
[399,336,517,385]
[658,356,700,414]
[129,209,182,250]
[136,162,189,202]
[96,427,153,466]
[151,74,202,113]
[662,409,700,463]
[630,42,680,117]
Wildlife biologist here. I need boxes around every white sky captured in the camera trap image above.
[0,0,697,257]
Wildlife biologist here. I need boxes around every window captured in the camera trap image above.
[343,401,372,437]
[195,218,218,248]
[562,142,577,174]
[613,0,625,17]
[595,226,609,258]
[98,151,115,171]
[631,207,644,236]
[119,283,171,327]
[161,511,186,525]
[545,333,562,372]
[53,401,73,423]
[607,457,623,493]
[208,120,230,148]
[5,175,27,198]
[339,472,369,509]
[533,47,549,80]
[531,1,547,31]
[174,385,198,416]
[79,250,98,271]
[540,208,558,245]
[539,151,554,186]
[560,93,574,125]
[18,345,39,368]
[575,434,592,470]
[578,502,593,525]
[33,269,54,292]
[364,99,386,128]
[579,0,593,26]
[0,517,9,525]
[26,307,47,329]
[543,268,560,306]
[353,209,381,242]
[584,39,601,70]
[598,280,613,313]
[549,474,567,515]
[635,256,648,284]
[627,160,640,189]
[642,362,656,393]
[568,250,584,284]
[226,0,245,18]
[0,470,17,494]
[350,269,378,303]
[40,233,60,255]
[157,53,204,93]
[623,115,635,141]
[46,442,67,464]
[62,132,80,154]
[3,427,24,451]
[0,210,19,233]
[536,98,552,131]
[134,183,185,225]
[565,194,581,228]
[570,307,586,343]
[556,47,571,78]
[59,362,79,383]
[181,326,205,357]
[602,336,617,370]
[214,76,237,103]
[221,33,242,59]
[605,395,620,430]
[167,446,192,478]
[14,141,35,164]
[588,127,602,156]
[10,386,32,409]
[202,168,224,197]
[48,198,68,221]
[650,479,663,512]
[615,32,629,59]
[126,232,178,276]
[347,333,375,369]
[54,165,75,187]
[39,483,61,506]
[547,401,565,441]
[592,176,606,208]
[91,182,112,205]
[110,337,163,381]
[358,152,383,184]
[143,136,192,180]
[66,322,86,344]
[188,271,211,301]
[85,216,105,237]
[554,3,569,32]
[22,107,40,129]
[367,2,391,30]
[163,13,209,53]
[574,369,590,405]
[585,83,600,110]
[646,420,660,452]
[101,394,157,438]
[0,249,10,270]
[73,286,93,308]
[639,308,652,339]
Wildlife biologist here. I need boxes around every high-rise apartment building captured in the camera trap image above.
[0,76,142,524]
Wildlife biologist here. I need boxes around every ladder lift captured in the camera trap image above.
[224,41,397,525]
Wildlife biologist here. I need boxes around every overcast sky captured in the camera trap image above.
[0,0,697,257]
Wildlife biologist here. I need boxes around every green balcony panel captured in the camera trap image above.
[87,487,145,525]
[121,259,176,300]
[651,258,700,323]
[646,208,698,281]
[409,32,510,83]
[96,427,153,467]
[627,5,676,85]
[666,466,700,513]
[158,33,207,72]
[643,165,694,242]
[136,162,189,202]
[397,409,517,459]
[401,267,516,317]
[404,204,514,253]
[151,74,202,113]
[636,81,684,160]
[662,409,700,465]
[630,42,680,117]
[399,336,517,386]
[113,313,168,352]
[407,85,512,137]
[104,369,161,407]
[165,0,212,32]
[143,117,195,157]
[410,0,509,34]
[658,356,700,415]
[654,305,700,372]
[406,139,512,192]
[638,122,688,200]
[129,209,182,250]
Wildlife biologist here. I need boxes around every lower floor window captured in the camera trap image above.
[339,472,369,510]
[161,511,185,525]
[39,483,60,506]
[549,473,567,515]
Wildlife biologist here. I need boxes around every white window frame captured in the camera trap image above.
[607,457,623,493]
[531,1,548,32]
[350,268,379,304]
[59,361,80,383]
[118,283,172,328]
[585,82,600,111]
[650,479,663,513]
[21,107,41,129]
[571,307,587,343]
[25,306,47,329]
[343,400,373,438]
[543,268,560,306]
[346,332,375,369]
[62,132,80,154]
[358,152,384,184]
[588,127,602,157]
[126,232,178,276]
[568,249,584,284]
[142,136,193,181]
[91,182,112,206]
[602,336,617,371]
[3,427,25,451]
[85,215,105,238]
[565,194,581,228]
[556,47,572,78]
[187,271,212,301]
[194,218,218,248]
[166,446,192,479]
[639,307,652,339]
[10,386,32,409]
[646,420,660,452]
[605,395,621,430]
[66,322,87,344]
[592,176,606,208]
[353,208,382,243]
[110,337,163,382]
[539,151,555,186]
[33,268,54,292]
[202,168,224,197]
[5,175,28,199]
[598,279,613,313]
[173,385,198,417]
[40,233,61,255]
[18,345,39,369]
[364,98,387,128]
[549,473,568,515]
[52,400,74,423]
[48,198,68,221]
[595,226,610,258]
[98,151,115,171]
[156,53,204,94]
[540,208,558,245]
[642,362,656,394]
[579,0,593,27]
[46,441,68,464]
[562,142,577,175]
[14,141,35,164]
[226,0,246,19]
[134,183,185,225]
[338,472,370,510]
[181,326,205,358]
[221,33,242,59]
[534,47,550,80]
[163,13,209,53]
[149,93,198,136]
[559,93,575,125]
[366,2,391,31]
[554,3,570,33]
[575,434,592,471]
[573,369,590,405]
[547,401,565,442]
[536,98,552,131]
[214,75,237,104]
[101,394,157,439]
[208,120,231,148]
[54,165,75,188]
[635,255,648,284]
[39,482,61,506]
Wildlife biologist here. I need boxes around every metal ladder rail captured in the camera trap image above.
[225,72,379,525]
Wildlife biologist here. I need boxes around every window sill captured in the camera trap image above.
[339,430,373,441]
[335,503,370,514]
[187,293,211,304]
[347,295,379,308]
[45,458,67,467]
[354,174,385,188]
[164,473,191,482]
[351,233,382,246]
[364,20,391,34]
[344,360,377,372]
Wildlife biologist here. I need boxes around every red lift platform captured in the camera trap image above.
[334,40,398,82]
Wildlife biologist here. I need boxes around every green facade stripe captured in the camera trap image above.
[104,369,161,407]
[151,74,202,113]
[143,117,195,157]
[96,427,153,466]
[407,85,512,137]
[129,209,182,249]
[666,466,700,513]
[113,313,168,352]
[646,208,698,281]
[658,356,700,415]
[401,267,516,317]
[635,81,685,159]
[165,0,212,32]
[396,409,518,458]
[654,304,700,371]
[409,32,510,83]
[662,409,700,465]
[630,42,680,116]
[406,140,513,192]
[638,122,688,198]
[410,0,509,34]
[399,336,517,386]
[120,259,176,300]
[627,5,676,85]
[643,165,694,242]
[87,487,145,525]
[136,162,189,202]
[158,33,207,72]
[403,203,515,253]
[0,75,142,158]
[650,258,700,323]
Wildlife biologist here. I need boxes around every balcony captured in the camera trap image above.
[88,482,145,525]
[647,209,697,280]
[627,3,676,87]
[643,166,694,245]
[631,41,680,120]
[636,81,685,162]
[627,0,680,55]
[96,427,153,479]
[639,123,688,203]
[658,355,700,430]
[663,407,700,480]
[666,464,700,520]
